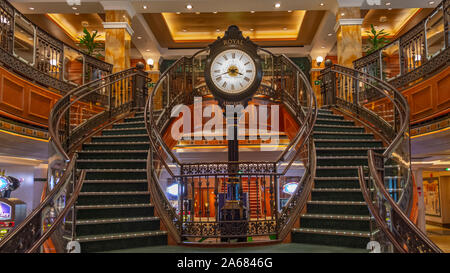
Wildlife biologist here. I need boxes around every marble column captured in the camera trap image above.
[335,8,363,67]
[103,10,132,73]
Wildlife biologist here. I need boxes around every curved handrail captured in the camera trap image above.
[360,151,442,253]
[320,62,441,252]
[26,170,86,253]
[144,47,317,243]
[0,155,78,253]
[49,67,137,160]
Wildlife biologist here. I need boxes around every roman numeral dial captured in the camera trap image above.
[210,49,257,95]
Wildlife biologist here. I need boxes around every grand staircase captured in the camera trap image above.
[292,107,386,249]
[67,110,168,253]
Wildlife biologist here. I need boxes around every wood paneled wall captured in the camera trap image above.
[0,66,103,128]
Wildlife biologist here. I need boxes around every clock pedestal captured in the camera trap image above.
[219,112,248,242]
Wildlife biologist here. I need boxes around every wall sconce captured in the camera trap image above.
[316,56,324,66]
[147,58,154,69]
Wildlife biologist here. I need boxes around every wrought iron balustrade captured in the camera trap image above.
[319,61,442,253]
[353,0,449,97]
[0,0,112,94]
[144,48,317,243]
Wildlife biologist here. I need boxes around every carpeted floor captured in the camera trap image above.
[99,243,369,253]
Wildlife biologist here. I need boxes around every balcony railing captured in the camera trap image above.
[353,0,449,96]
[0,0,112,94]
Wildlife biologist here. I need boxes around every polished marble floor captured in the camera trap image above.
[426,224,450,253]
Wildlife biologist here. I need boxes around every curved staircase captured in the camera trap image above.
[69,110,168,252]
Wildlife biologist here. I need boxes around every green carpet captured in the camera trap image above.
[99,243,369,253]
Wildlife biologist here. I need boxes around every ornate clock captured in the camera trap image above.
[205,25,263,105]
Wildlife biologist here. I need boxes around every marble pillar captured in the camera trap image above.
[335,7,363,68]
[104,10,132,73]
[413,168,427,233]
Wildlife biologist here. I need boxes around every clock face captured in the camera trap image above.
[210,49,257,94]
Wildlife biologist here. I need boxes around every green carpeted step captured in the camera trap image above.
[315,118,355,126]
[76,204,155,220]
[313,132,374,140]
[291,228,371,249]
[317,113,345,120]
[85,169,147,181]
[76,191,150,206]
[124,116,145,123]
[311,189,364,202]
[316,166,359,177]
[316,148,384,157]
[82,142,150,151]
[81,180,148,192]
[300,214,371,231]
[314,139,383,148]
[112,121,146,129]
[102,128,147,136]
[69,217,161,237]
[70,231,168,253]
[77,159,147,169]
[317,156,368,166]
[306,201,369,215]
[314,125,365,133]
[314,177,361,189]
[91,135,149,143]
[77,150,148,160]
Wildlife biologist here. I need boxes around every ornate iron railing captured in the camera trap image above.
[0,0,112,94]
[319,62,442,253]
[144,48,317,243]
[353,0,449,95]
[0,65,148,252]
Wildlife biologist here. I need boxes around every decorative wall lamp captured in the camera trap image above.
[316,56,324,66]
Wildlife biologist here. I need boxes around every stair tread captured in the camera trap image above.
[314,139,381,142]
[308,200,366,205]
[93,134,148,138]
[84,169,147,172]
[292,228,371,238]
[316,147,384,150]
[78,150,148,153]
[301,214,371,221]
[312,188,362,192]
[78,159,147,162]
[79,191,149,196]
[67,230,167,242]
[314,124,363,128]
[83,179,147,183]
[68,216,159,225]
[83,142,149,145]
[314,132,372,135]
[103,127,146,131]
[77,203,153,210]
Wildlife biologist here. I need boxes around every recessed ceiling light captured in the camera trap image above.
[328,33,333,36]
[283,27,287,30]
[143,5,147,9]
[75,13,80,15]
[29,7,35,10]
[341,13,345,16]
[274,3,281,8]
[176,12,181,14]
[250,11,255,13]
[429,1,435,4]
[216,29,220,32]
[288,10,292,13]
[182,29,187,32]
[137,36,142,39]
[213,11,218,14]
[186,4,193,10]
[195,12,200,14]
[385,2,391,6]
[320,3,324,6]
[72,7,77,10]
[321,46,325,49]
[388,8,392,10]
[250,28,254,31]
